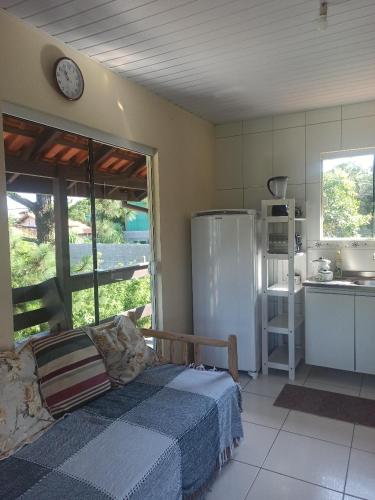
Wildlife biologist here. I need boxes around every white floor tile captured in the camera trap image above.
[244,373,288,398]
[362,374,375,390]
[352,425,375,454]
[282,411,354,446]
[346,449,375,500]
[206,461,259,500]
[244,365,310,398]
[245,469,342,500]
[360,388,375,400]
[360,375,375,400]
[238,372,251,390]
[264,431,350,491]
[304,379,360,396]
[233,422,278,467]
[241,392,289,429]
[307,367,362,391]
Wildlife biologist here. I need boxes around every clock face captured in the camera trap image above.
[54,58,84,101]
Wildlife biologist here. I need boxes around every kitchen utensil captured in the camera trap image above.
[268,233,302,254]
[267,176,288,216]
[295,233,302,253]
[295,206,303,218]
[313,257,333,282]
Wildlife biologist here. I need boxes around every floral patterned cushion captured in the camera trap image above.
[0,343,54,459]
[87,315,158,385]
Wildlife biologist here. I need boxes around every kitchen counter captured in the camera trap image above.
[305,276,375,375]
[304,273,375,293]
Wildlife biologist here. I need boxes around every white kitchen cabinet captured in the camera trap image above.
[355,296,375,375]
[306,290,355,371]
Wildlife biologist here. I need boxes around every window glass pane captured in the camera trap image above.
[7,188,57,339]
[72,289,95,328]
[322,154,374,239]
[94,199,150,270]
[7,190,56,287]
[13,299,48,341]
[98,276,151,324]
[68,195,93,275]
[92,140,152,325]
[3,114,153,339]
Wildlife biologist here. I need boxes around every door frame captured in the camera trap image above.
[1,101,160,331]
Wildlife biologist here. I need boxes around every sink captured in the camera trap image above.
[353,280,375,286]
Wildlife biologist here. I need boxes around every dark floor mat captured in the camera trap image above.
[274,384,375,427]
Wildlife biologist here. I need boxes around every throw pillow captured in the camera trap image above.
[31,329,111,418]
[0,344,54,459]
[87,314,158,385]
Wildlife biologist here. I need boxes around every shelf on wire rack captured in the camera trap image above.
[267,283,303,297]
[268,345,303,371]
[267,313,304,334]
[266,217,306,223]
[266,252,305,260]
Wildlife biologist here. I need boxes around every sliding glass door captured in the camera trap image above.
[92,140,152,327]
[3,114,154,340]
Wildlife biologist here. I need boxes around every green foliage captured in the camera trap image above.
[9,197,151,341]
[71,254,93,274]
[322,162,373,239]
[9,233,56,288]
[68,198,136,244]
[8,192,55,244]
[71,276,151,329]
[9,231,56,340]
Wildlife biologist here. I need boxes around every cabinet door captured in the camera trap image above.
[355,296,375,375]
[306,291,354,370]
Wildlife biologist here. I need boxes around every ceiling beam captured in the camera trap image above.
[5,156,147,191]
[123,202,148,214]
[3,125,36,138]
[124,157,147,178]
[7,172,20,184]
[27,129,62,161]
[6,174,142,202]
[93,144,116,167]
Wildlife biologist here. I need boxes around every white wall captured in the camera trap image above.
[215,102,375,276]
[0,11,215,349]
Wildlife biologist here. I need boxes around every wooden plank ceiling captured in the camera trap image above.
[3,115,147,201]
[1,0,375,122]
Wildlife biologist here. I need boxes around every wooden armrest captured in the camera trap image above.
[141,328,239,382]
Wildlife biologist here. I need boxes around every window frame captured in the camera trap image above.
[320,147,375,241]
[2,111,158,340]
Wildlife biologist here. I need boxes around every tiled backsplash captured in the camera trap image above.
[308,247,375,278]
[214,100,375,277]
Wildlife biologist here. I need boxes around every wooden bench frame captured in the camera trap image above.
[140,328,239,382]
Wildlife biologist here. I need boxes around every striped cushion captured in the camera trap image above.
[31,330,111,418]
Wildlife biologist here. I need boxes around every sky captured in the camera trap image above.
[6,193,36,212]
[323,154,374,173]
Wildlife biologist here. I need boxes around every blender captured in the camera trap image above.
[267,176,288,216]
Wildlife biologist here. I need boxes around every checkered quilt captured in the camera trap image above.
[1,364,243,499]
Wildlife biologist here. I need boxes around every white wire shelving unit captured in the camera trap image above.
[261,199,306,380]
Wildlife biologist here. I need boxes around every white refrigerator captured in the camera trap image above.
[191,210,260,377]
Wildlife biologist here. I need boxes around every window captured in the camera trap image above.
[321,150,375,239]
[3,114,154,339]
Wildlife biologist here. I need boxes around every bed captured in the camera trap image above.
[0,354,243,499]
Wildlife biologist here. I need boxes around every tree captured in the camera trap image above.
[8,192,54,244]
[322,163,373,238]
[68,198,136,243]
[8,193,150,340]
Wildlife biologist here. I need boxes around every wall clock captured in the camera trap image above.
[54,57,84,101]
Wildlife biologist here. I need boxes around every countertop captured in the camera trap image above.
[303,277,375,293]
